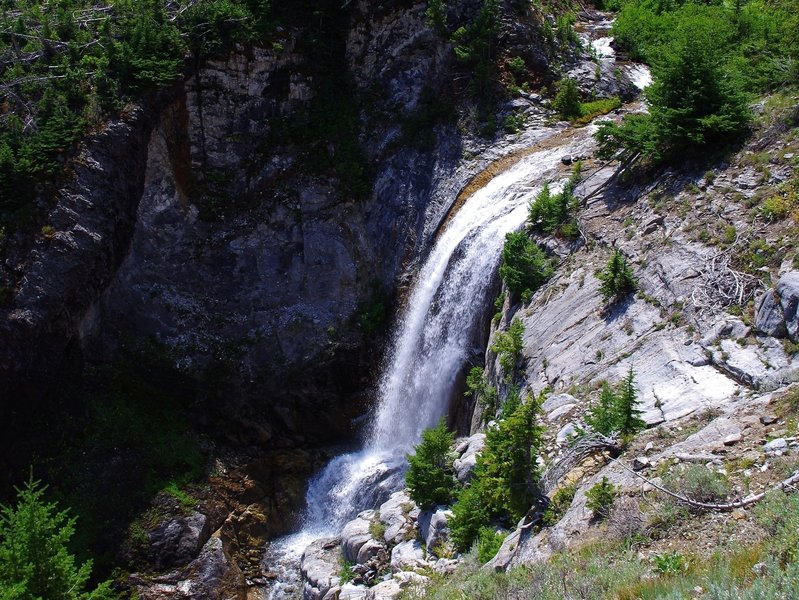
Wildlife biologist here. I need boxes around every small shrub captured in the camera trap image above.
[653,551,688,574]
[585,476,619,519]
[406,421,457,508]
[491,318,525,378]
[369,517,386,541]
[585,368,645,437]
[0,477,115,599]
[664,465,730,506]
[339,559,355,583]
[466,366,499,417]
[553,78,581,120]
[542,482,577,526]
[760,194,793,221]
[476,527,507,564]
[597,249,637,304]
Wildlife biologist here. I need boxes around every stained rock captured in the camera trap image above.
[777,272,799,340]
[379,491,416,545]
[148,511,211,569]
[755,290,787,338]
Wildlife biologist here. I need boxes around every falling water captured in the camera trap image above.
[261,123,605,599]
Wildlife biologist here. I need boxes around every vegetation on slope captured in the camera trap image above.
[596,0,799,164]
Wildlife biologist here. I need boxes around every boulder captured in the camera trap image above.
[755,290,787,338]
[301,537,342,600]
[764,438,788,455]
[542,393,578,414]
[379,491,416,545]
[148,511,211,569]
[417,507,452,551]
[777,272,799,340]
[356,538,386,565]
[556,423,578,445]
[390,540,428,570]
[453,434,485,483]
[340,510,376,564]
[547,403,577,422]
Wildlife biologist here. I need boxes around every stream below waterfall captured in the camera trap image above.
[260,13,651,600]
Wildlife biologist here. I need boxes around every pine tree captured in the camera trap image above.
[0,477,114,600]
[585,382,617,436]
[597,249,637,304]
[614,367,646,436]
[406,421,457,508]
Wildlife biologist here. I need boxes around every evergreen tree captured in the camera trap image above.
[553,78,581,120]
[585,382,617,436]
[0,477,114,600]
[614,367,646,436]
[406,420,457,508]
[596,249,637,304]
[499,232,552,297]
[425,0,447,34]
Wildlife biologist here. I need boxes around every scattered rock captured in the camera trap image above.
[644,442,654,453]
[556,423,578,445]
[390,540,428,570]
[760,414,778,426]
[632,456,650,471]
[723,433,743,446]
[763,438,788,455]
[418,507,452,552]
[542,393,579,414]
[776,272,799,340]
[379,491,416,545]
[755,290,787,338]
[547,403,577,421]
[752,562,768,576]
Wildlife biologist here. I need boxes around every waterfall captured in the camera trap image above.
[269,127,601,558]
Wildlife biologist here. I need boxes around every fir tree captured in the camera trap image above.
[0,477,114,600]
[614,367,646,436]
[406,420,457,508]
[597,249,637,304]
[585,382,618,436]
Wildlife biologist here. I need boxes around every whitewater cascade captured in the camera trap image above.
[263,127,602,596]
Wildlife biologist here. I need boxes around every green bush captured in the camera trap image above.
[490,318,525,378]
[586,369,645,437]
[406,421,457,508]
[527,162,582,237]
[450,392,545,551]
[585,476,619,519]
[552,78,581,120]
[476,527,506,564]
[664,465,730,506]
[465,366,499,417]
[425,0,448,35]
[498,232,553,297]
[596,249,637,304]
[0,478,114,600]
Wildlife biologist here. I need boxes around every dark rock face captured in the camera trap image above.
[149,512,212,570]
[0,2,552,447]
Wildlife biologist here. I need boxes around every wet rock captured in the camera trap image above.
[453,434,486,483]
[777,272,799,340]
[341,510,377,564]
[418,507,452,552]
[301,537,342,600]
[379,490,416,545]
[755,290,787,338]
[390,540,428,570]
[148,511,211,569]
